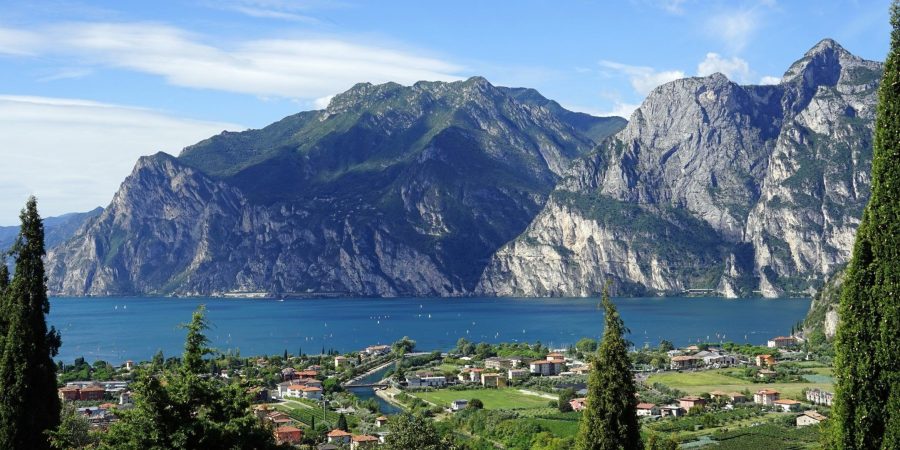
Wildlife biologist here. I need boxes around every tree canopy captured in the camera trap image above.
[0,197,61,450]
[101,306,280,449]
[575,284,642,450]
[832,2,900,448]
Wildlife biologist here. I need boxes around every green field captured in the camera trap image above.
[648,369,833,399]
[412,388,549,410]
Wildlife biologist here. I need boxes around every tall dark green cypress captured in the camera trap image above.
[0,197,61,450]
[832,2,900,448]
[576,285,642,450]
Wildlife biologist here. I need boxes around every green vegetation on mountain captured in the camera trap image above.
[831,2,900,448]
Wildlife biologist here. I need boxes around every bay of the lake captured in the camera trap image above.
[49,296,811,364]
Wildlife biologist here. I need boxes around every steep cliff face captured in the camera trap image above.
[478,39,881,297]
[47,78,625,296]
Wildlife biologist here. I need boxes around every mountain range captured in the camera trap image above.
[42,39,882,298]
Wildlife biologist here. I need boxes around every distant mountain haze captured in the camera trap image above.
[46,39,880,298]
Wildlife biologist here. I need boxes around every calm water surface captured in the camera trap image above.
[48,296,811,364]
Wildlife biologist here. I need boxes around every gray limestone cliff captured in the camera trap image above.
[477,39,881,297]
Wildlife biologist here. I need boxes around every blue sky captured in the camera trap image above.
[0,0,892,223]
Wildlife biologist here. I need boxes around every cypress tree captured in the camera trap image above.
[0,197,61,450]
[832,2,900,448]
[576,284,642,450]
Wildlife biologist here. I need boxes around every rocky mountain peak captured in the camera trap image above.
[782,38,871,86]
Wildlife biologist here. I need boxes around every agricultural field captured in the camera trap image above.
[647,369,833,399]
[412,388,550,410]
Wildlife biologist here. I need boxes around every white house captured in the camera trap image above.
[773,399,801,412]
[754,389,780,406]
[406,376,446,388]
[797,410,827,427]
[529,360,562,376]
[636,403,659,417]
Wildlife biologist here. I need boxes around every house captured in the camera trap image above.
[365,345,391,356]
[660,405,685,417]
[508,369,529,380]
[281,367,297,381]
[806,388,834,406]
[754,389,780,406]
[351,434,379,449]
[335,356,350,369]
[728,392,747,404]
[797,410,827,427]
[767,336,799,348]
[636,403,659,417]
[326,429,352,445]
[757,369,777,379]
[375,416,388,427]
[670,355,700,370]
[698,352,738,366]
[546,352,566,363]
[125,360,134,371]
[481,373,506,388]
[451,399,469,411]
[570,365,592,375]
[570,398,587,412]
[119,391,133,405]
[774,399,802,412]
[755,354,776,367]
[679,396,706,410]
[685,345,701,353]
[484,357,516,370]
[529,360,562,376]
[300,386,323,400]
[58,387,80,401]
[59,385,106,402]
[458,368,483,383]
[274,426,303,445]
[406,375,446,388]
[708,390,728,400]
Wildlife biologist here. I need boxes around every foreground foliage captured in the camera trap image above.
[0,197,61,450]
[576,285,642,450]
[832,1,900,448]
[101,307,280,450]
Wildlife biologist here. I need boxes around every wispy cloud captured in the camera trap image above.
[0,22,465,101]
[0,95,243,221]
[759,75,781,85]
[706,9,759,52]
[599,60,685,95]
[36,67,94,82]
[696,52,750,82]
[207,0,332,23]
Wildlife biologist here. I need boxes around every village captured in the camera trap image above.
[54,332,834,449]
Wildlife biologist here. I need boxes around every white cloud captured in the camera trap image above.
[697,52,750,82]
[0,22,465,100]
[706,9,760,52]
[0,95,243,222]
[599,60,685,95]
[658,0,687,14]
[599,101,641,119]
[759,75,781,85]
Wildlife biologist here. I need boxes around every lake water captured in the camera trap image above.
[48,296,810,364]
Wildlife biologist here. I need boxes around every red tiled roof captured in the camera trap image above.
[757,389,780,395]
[276,426,302,433]
[327,429,352,437]
[636,403,656,409]
[774,399,801,404]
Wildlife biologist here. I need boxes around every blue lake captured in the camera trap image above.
[48,296,811,364]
